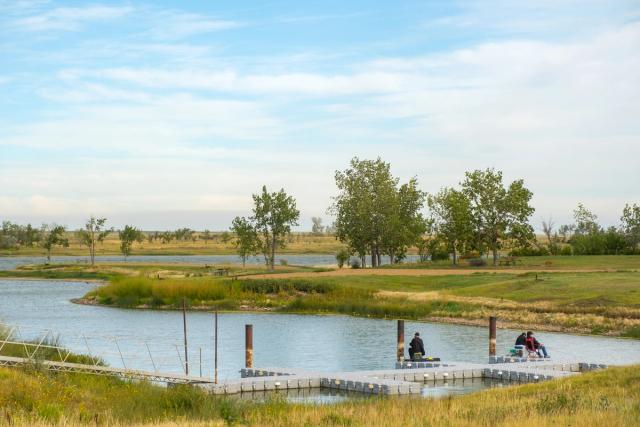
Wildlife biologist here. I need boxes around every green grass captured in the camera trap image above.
[385,255,640,270]
[0,365,638,426]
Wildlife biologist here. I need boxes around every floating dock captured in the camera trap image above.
[199,360,606,396]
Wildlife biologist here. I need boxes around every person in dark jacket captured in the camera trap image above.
[514,332,527,356]
[525,331,549,358]
[409,332,426,360]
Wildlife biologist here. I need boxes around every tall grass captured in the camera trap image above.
[0,365,638,426]
[85,272,640,337]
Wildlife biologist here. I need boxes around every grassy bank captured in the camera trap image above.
[81,270,640,337]
[0,365,638,426]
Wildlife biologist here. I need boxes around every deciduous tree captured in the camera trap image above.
[77,216,111,265]
[428,188,473,265]
[40,224,69,263]
[118,225,144,261]
[230,217,258,267]
[461,169,535,266]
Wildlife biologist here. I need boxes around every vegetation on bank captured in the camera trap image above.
[76,263,640,337]
[0,364,638,426]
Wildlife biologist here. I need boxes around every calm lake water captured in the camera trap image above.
[0,254,422,271]
[1,279,639,385]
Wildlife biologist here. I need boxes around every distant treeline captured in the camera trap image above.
[2,158,639,266]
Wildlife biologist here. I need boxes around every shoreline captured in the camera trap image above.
[70,297,635,339]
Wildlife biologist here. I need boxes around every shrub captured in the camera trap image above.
[335,249,350,268]
[560,245,573,255]
[349,259,361,269]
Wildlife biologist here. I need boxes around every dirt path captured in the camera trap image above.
[245,267,618,279]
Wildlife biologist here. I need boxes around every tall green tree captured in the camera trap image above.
[230,216,259,267]
[40,224,69,263]
[331,157,426,266]
[621,203,640,253]
[461,169,535,265]
[118,225,144,261]
[77,216,111,265]
[381,178,427,263]
[428,188,473,265]
[251,186,300,270]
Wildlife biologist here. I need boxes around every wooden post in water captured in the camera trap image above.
[214,308,219,384]
[397,320,405,362]
[182,298,189,375]
[489,316,497,357]
[245,324,253,368]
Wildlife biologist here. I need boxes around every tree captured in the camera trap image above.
[230,217,259,267]
[331,157,426,267]
[335,248,350,268]
[201,229,213,244]
[573,204,601,236]
[311,217,324,235]
[541,218,560,255]
[381,178,427,264]
[428,188,473,265]
[620,203,640,253]
[220,231,231,244]
[118,225,144,261]
[250,186,300,270]
[40,224,69,263]
[76,216,111,265]
[461,169,535,266]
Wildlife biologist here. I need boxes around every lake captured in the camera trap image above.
[1,279,639,385]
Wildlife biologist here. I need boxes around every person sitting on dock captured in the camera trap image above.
[514,332,527,356]
[409,332,426,361]
[525,331,549,358]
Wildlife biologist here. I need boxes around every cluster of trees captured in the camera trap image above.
[427,168,535,266]
[230,186,300,269]
[330,158,427,267]
[534,203,640,256]
[325,159,535,267]
[1,221,70,261]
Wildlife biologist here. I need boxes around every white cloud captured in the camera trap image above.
[12,5,132,31]
[147,11,241,39]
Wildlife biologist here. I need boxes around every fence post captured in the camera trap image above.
[245,324,253,368]
[214,308,219,384]
[397,320,405,362]
[489,316,497,357]
[183,298,189,375]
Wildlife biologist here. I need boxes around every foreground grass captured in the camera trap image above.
[0,365,638,426]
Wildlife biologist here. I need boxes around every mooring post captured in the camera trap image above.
[245,324,253,368]
[182,297,189,375]
[214,308,219,384]
[489,316,497,357]
[397,320,405,362]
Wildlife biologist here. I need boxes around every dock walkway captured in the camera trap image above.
[0,354,606,396]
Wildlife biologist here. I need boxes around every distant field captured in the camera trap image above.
[0,231,345,257]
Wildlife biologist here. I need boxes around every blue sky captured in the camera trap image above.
[1,0,639,230]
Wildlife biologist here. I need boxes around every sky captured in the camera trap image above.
[1,0,639,230]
